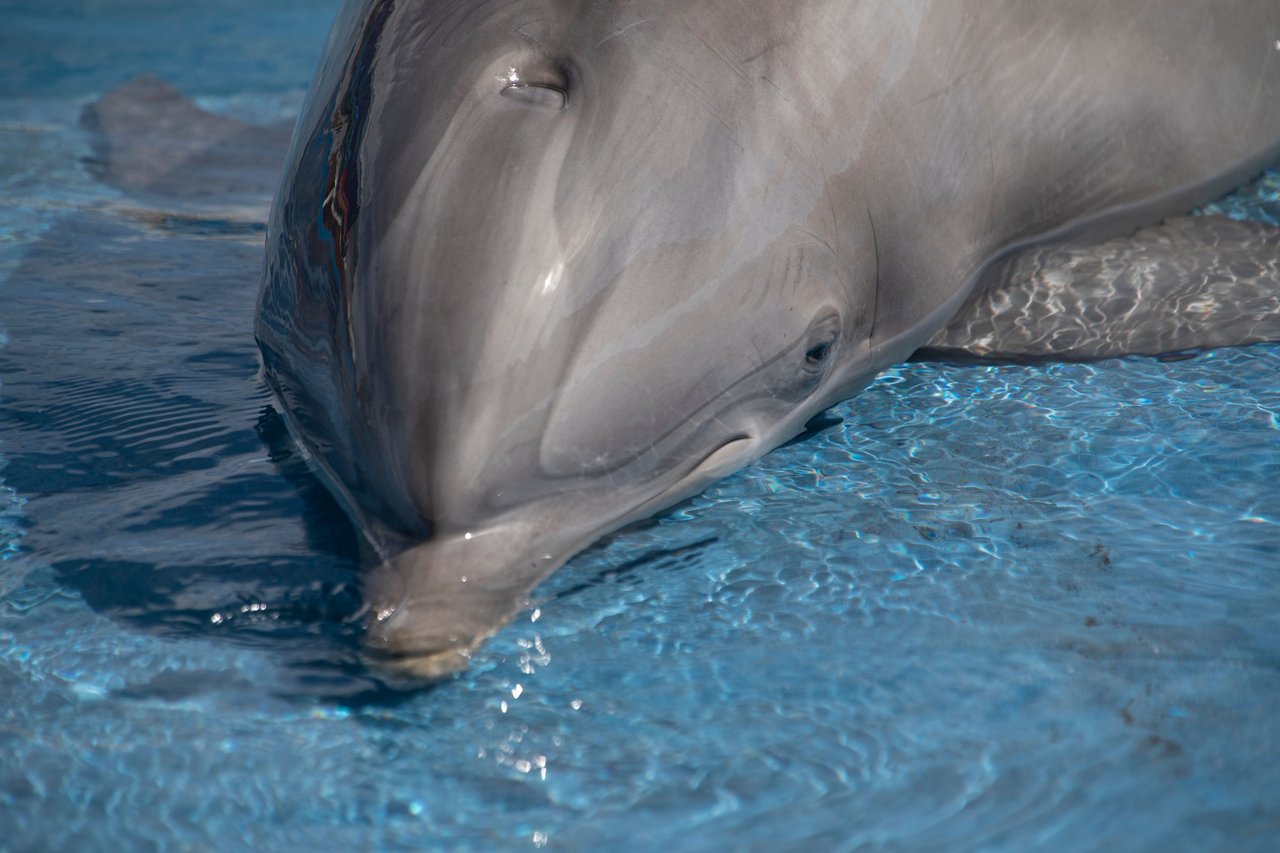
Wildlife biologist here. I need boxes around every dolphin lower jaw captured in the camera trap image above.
[361,520,574,680]
[359,434,770,678]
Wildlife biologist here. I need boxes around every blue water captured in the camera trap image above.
[3,2,1279,849]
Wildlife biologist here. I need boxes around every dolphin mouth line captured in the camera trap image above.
[691,434,754,475]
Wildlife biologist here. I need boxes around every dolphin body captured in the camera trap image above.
[256,0,1280,676]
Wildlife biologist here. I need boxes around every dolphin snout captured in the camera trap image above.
[361,522,565,680]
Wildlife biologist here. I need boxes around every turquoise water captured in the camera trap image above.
[2,2,1279,849]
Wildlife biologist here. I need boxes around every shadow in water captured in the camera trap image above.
[0,209,415,700]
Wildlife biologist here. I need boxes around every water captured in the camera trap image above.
[2,2,1279,849]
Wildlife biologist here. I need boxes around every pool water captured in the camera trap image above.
[2,2,1279,849]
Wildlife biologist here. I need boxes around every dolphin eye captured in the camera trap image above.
[802,309,841,371]
[804,341,832,366]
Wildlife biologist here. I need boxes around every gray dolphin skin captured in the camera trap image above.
[256,0,1280,677]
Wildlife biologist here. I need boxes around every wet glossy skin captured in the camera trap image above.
[256,0,1280,676]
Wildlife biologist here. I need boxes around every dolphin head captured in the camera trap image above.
[258,0,884,677]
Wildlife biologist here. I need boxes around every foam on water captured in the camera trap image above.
[2,2,1279,850]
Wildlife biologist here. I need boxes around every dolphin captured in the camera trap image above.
[254,0,1280,677]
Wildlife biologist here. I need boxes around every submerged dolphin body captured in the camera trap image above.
[256,0,1280,676]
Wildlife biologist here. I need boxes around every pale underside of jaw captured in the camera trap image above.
[365,641,478,682]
